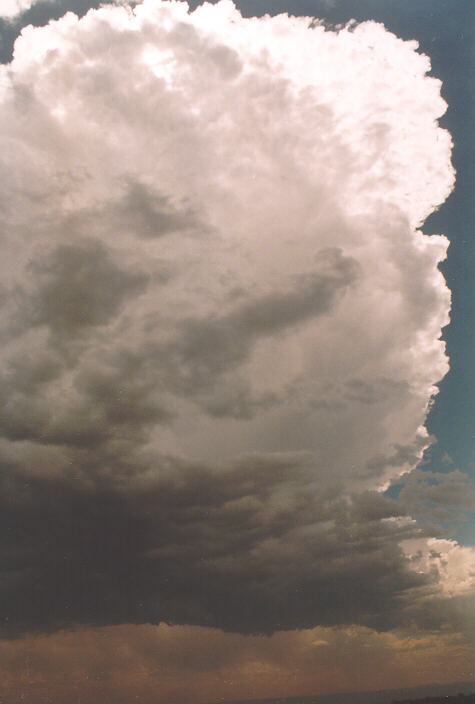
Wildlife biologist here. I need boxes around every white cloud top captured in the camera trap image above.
[0,0,471,636]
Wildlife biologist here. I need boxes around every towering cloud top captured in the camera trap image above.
[0,0,469,638]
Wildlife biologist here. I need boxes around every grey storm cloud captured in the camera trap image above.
[116,180,201,239]
[398,469,475,524]
[0,0,471,642]
[23,239,149,334]
[170,247,358,390]
[0,245,356,450]
[0,453,448,638]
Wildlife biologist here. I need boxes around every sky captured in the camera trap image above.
[0,0,473,703]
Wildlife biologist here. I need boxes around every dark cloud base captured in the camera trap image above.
[1,454,464,639]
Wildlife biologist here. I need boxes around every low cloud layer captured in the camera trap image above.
[0,0,471,638]
[0,456,453,637]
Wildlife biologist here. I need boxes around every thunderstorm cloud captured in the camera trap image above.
[0,0,473,640]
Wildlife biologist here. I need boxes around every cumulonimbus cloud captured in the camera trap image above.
[0,0,471,637]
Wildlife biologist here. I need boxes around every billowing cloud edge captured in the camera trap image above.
[0,0,472,640]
